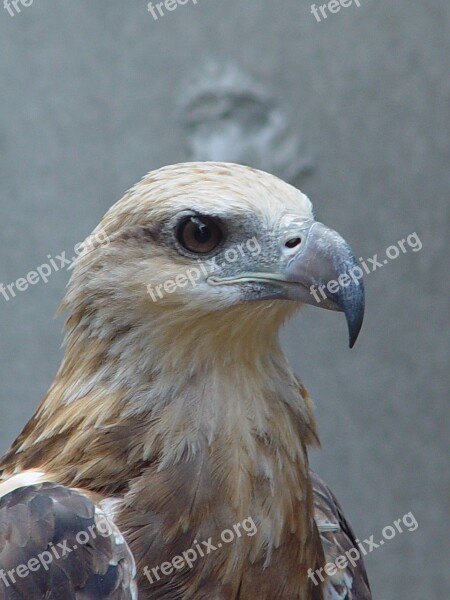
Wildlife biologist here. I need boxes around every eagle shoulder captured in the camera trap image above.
[0,480,136,599]
[312,471,372,600]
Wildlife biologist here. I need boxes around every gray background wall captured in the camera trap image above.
[0,1,448,598]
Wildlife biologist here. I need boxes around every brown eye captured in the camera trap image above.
[177,216,223,254]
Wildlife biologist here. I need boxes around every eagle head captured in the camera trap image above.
[64,162,364,376]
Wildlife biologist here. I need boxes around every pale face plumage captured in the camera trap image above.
[66,161,363,354]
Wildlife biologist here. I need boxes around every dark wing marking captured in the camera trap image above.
[0,482,136,599]
[311,471,372,600]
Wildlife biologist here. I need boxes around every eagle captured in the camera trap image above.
[0,162,370,599]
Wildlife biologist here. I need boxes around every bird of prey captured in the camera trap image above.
[0,162,371,599]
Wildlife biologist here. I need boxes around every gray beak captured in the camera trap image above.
[283,221,365,348]
[207,217,365,348]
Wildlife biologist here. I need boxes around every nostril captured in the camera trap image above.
[285,237,302,249]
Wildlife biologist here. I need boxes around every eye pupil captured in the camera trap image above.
[177,215,223,254]
[195,222,211,243]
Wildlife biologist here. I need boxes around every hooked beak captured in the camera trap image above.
[208,219,365,348]
[281,221,365,348]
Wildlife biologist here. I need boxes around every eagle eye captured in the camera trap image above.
[177,215,223,254]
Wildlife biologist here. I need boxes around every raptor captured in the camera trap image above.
[0,162,370,599]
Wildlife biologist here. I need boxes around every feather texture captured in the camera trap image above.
[0,162,371,599]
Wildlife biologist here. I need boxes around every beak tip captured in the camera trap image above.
[346,303,365,349]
